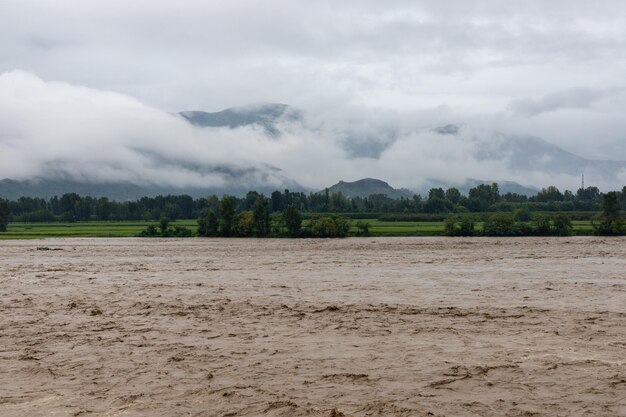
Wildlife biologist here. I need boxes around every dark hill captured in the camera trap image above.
[179,103,302,136]
[325,178,413,199]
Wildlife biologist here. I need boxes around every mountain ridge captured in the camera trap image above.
[325,178,413,199]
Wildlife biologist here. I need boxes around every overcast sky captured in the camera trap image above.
[1,1,626,190]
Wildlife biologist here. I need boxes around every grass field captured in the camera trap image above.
[350,219,594,236]
[0,219,596,239]
[0,220,199,240]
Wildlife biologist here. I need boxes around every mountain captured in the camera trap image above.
[0,177,305,201]
[179,103,302,136]
[475,135,626,183]
[325,178,413,199]
[3,104,625,201]
[414,178,538,197]
[459,179,538,196]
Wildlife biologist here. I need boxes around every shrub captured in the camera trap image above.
[514,206,532,222]
[445,214,475,236]
[483,213,517,236]
[552,213,573,236]
[308,215,350,238]
[355,221,371,236]
[533,214,553,236]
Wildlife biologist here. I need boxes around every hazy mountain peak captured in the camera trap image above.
[434,124,460,135]
[179,102,302,136]
[326,178,413,199]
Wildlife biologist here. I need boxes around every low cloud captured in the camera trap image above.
[508,87,625,117]
[0,71,623,195]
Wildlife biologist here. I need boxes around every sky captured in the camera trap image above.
[1,1,626,191]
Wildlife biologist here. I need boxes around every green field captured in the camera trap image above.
[351,219,594,236]
[0,219,596,239]
[0,220,199,240]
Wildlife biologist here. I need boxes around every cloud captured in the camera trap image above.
[2,0,626,116]
[4,70,620,195]
[508,88,625,117]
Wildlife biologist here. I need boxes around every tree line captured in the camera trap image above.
[0,186,624,236]
[445,191,625,236]
[0,183,625,233]
[2,183,626,223]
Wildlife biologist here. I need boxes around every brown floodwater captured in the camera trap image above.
[1,237,625,416]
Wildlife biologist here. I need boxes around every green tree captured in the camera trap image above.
[552,213,573,236]
[445,214,475,236]
[252,197,271,237]
[514,206,532,222]
[159,217,170,235]
[483,212,516,236]
[197,211,219,237]
[283,204,302,237]
[219,196,236,236]
[142,224,158,237]
[458,216,476,236]
[0,200,10,232]
[308,215,350,237]
[234,211,254,237]
[334,216,351,237]
[444,214,458,236]
[428,188,445,201]
[355,221,370,236]
[593,192,625,235]
[536,186,563,202]
[467,183,500,212]
[533,214,552,236]
[163,203,181,221]
[577,186,601,201]
[423,197,453,213]
[445,188,461,204]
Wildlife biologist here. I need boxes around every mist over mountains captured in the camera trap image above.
[0,72,625,200]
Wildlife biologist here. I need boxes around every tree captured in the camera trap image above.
[467,183,500,212]
[355,221,370,236]
[283,204,302,237]
[444,215,458,236]
[234,211,254,236]
[533,214,552,236]
[163,203,181,221]
[271,190,283,212]
[0,200,10,232]
[197,211,219,237]
[445,188,461,204]
[458,216,476,236]
[536,186,563,202]
[219,196,236,236]
[159,217,170,234]
[59,193,81,222]
[244,191,260,210]
[514,206,532,222]
[445,214,475,236]
[552,213,573,236]
[252,197,271,237]
[577,186,601,201]
[428,188,445,201]
[483,212,516,236]
[423,197,450,213]
[593,192,625,235]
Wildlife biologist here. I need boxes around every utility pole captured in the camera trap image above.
[581,173,585,190]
